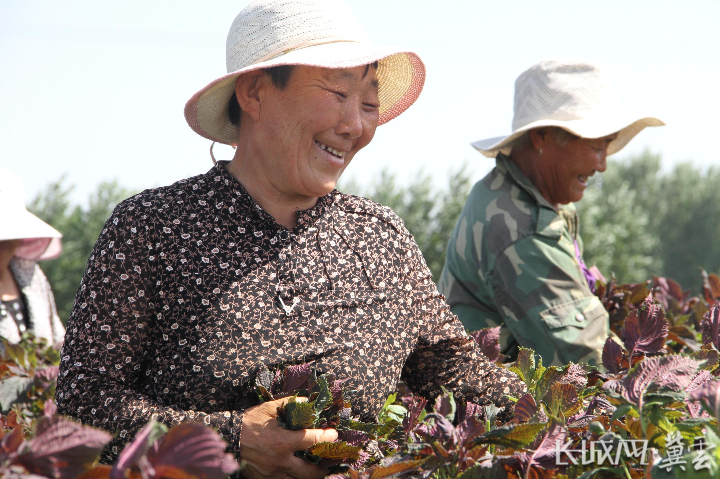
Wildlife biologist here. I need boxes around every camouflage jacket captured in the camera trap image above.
[438,153,608,366]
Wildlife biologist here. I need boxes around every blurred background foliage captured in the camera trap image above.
[28,150,720,324]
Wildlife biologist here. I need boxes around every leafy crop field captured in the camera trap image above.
[1,273,720,479]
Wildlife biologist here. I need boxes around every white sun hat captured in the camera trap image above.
[471,59,664,158]
[184,0,426,145]
[0,168,62,261]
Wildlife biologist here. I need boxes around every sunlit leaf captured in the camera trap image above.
[513,394,537,423]
[401,395,427,433]
[688,380,720,420]
[701,306,720,350]
[622,295,668,357]
[0,376,34,412]
[602,337,626,374]
[529,421,567,470]
[469,422,547,449]
[284,398,319,430]
[691,344,720,371]
[367,458,426,479]
[516,348,536,384]
[13,415,112,479]
[424,413,455,445]
[433,387,456,422]
[145,422,239,478]
[306,440,361,461]
[313,375,333,413]
[545,383,581,419]
[621,355,700,407]
[110,419,168,479]
[282,361,315,394]
[456,416,485,448]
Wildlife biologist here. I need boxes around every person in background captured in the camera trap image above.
[55,1,525,478]
[0,167,65,346]
[439,59,664,367]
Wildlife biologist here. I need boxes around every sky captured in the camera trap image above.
[1,0,718,206]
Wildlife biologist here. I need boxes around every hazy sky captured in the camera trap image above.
[1,0,718,205]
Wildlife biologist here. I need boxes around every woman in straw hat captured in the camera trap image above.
[56,0,525,476]
[0,167,65,346]
[439,59,664,369]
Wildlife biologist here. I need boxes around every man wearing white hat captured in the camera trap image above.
[439,59,664,367]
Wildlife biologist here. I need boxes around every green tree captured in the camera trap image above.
[28,179,136,324]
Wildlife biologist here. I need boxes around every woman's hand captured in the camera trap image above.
[239,397,338,479]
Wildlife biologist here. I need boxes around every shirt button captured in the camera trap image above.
[575,313,585,322]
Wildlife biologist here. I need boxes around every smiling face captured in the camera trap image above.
[536,129,617,205]
[251,64,380,200]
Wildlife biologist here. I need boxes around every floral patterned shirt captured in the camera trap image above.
[55,162,525,462]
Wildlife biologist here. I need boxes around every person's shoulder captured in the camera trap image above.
[332,192,410,237]
[466,167,540,239]
[111,169,215,219]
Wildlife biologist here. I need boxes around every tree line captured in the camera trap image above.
[28,151,720,324]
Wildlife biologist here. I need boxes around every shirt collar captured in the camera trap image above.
[495,153,556,211]
[211,161,335,230]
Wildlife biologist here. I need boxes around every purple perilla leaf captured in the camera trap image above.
[402,395,427,434]
[282,361,316,394]
[433,388,457,422]
[602,337,626,374]
[34,366,59,384]
[13,415,112,479]
[456,416,486,449]
[424,413,456,446]
[700,306,720,350]
[621,355,700,407]
[688,380,720,420]
[110,419,167,479]
[145,422,239,478]
[337,428,370,447]
[470,327,502,363]
[0,426,24,459]
[622,295,669,357]
[43,399,57,417]
[529,421,568,470]
[457,400,482,423]
[513,394,537,424]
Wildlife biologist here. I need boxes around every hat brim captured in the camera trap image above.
[471,114,665,158]
[2,210,63,261]
[184,42,425,145]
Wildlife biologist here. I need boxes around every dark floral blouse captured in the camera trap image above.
[55,162,525,462]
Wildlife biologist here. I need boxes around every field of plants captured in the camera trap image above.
[2,272,720,479]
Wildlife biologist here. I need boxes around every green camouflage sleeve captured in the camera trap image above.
[490,232,608,366]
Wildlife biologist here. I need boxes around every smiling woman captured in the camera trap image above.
[54,1,526,478]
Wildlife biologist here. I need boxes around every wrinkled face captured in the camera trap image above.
[256,64,380,199]
[541,132,617,205]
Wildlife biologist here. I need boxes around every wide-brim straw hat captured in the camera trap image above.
[184,0,426,145]
[0,168,62,261]
[471,59,664,158]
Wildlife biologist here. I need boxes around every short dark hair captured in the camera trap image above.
[228,65,296,127]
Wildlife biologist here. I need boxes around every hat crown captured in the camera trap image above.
[511,59,623,131]
[226,0,370,73]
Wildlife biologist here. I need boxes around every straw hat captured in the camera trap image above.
[471,59,664,158]
[184,0,426,145]
[0,168,62,261]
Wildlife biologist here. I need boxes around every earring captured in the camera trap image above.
[538,148,543,157]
